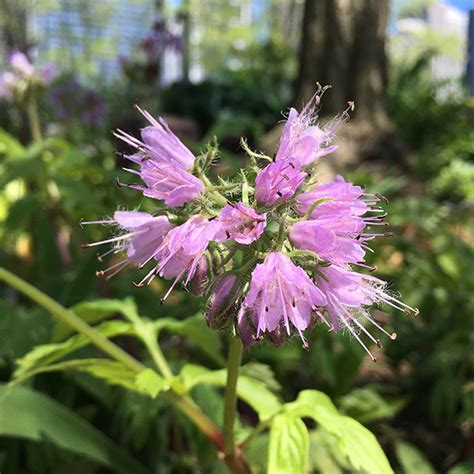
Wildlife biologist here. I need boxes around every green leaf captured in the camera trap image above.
[268,413,309,474]
[154,314,224,365]
[11,359,138,391]
[447,458,474,474]
[0,384,148,474]
[338,388,406,423]
[0,128,25,158]
[240,362,281,392]
[135,368,169,398]
[13,320,133,379]
[286,390,393,474]
[53,297,139,340]
[180,364,282,420]
[308,430,344,474]
[394,441,436,474]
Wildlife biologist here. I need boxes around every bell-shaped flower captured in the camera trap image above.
[81,211,174,278]
[255,160,307,206]
[239,253,326,346]
[316,264,418,361]
[114,107,204,207]
[214,202,266,244]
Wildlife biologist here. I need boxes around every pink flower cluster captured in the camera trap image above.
[83,92,417,360]
[0,51,55,102]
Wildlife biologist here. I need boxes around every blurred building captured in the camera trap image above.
[393,1,469,89]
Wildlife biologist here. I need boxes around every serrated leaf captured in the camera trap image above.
[0,383,147,474]
[394,441,436,474]
[180,364,281,420]
[13,320,133,379]
[268,413,309,474]
[11,358,138,391]
[286,390,393,474]
[135,368,168,398]
[53,297,139,340]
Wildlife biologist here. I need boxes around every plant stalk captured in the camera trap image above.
[27,97,42,143]
[223,336,243,455]
[141,330,174,379]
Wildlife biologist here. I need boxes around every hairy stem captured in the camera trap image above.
[223,336,243,455]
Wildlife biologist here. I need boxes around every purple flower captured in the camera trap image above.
[290,177,389,265]
[255,160,307,206]
[205,274,241,328]
[115,107,204,206]
[139,216,218,299]
[214,202,266,244]
[316,264,418,361]
[289,216,366,265]
[9,51,34,76]
[0,72,15,100]
[239,253,326,346]
[40,63,56,83]
[276,101,337,167]
[296,176,367,219]
[81,211,173,278]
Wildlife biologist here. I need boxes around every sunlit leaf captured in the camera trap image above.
[180,364,282,420]
[135,368,169,398]
[53,297,139,340]
[286,390,393,474]
[13,320,133,379]
[11,358,137,391]
[268,413,309,474]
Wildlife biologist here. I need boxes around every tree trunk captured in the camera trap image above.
[293,0,407,172]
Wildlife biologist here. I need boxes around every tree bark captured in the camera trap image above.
[293,0,407,171]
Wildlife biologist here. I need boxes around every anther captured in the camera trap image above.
[276,191,283,197]
[96,271,104,277]
[389,332,397,340]
[375,193,389,203]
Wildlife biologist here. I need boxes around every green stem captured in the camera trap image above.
[201,174,228,206]
[0,267,142,373]
[239,418,273,451]
[223,336,243,455]
[141,330,174,379]
[27,97,42,143]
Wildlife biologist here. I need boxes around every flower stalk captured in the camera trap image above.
[223,335,243,455]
